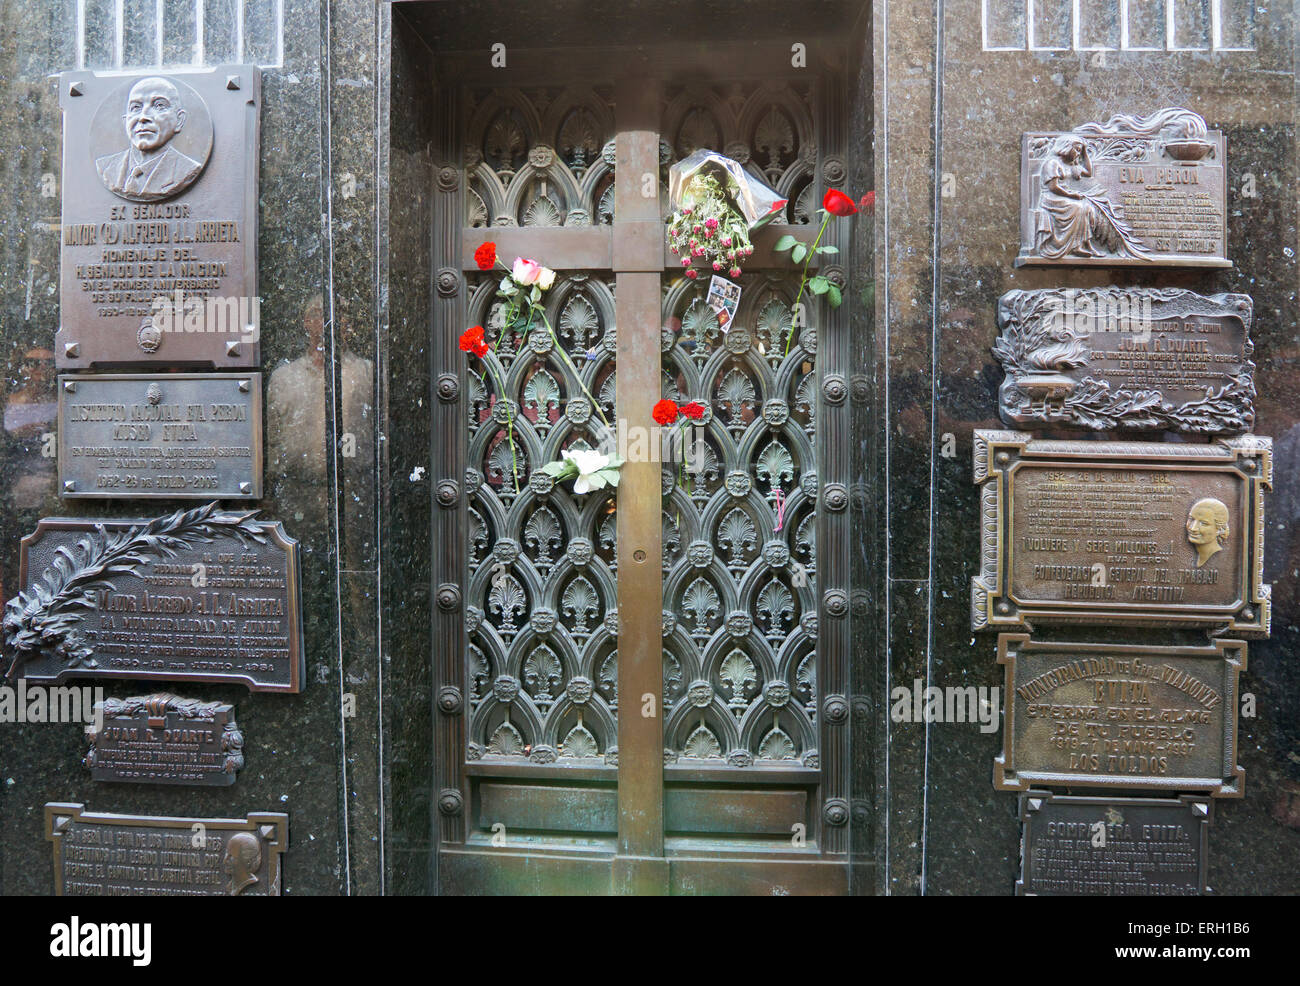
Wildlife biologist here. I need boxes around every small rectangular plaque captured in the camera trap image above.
[1017,108,1228,268]
[995,288,1254,433]
[46,803,286,896]
[972,431,1270,635]
[9,507,303,692]
[995,634,1244,796]
[1018,792,1210,896]
[58,372,261,499]
[57,66,260,369]
[85,694,242,786]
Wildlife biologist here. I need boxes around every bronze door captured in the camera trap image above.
[430,51,858,895]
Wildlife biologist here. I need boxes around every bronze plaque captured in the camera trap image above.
[6,505,303,692]
[995,289,1254,433]
[85,694,243,786]
[46,803,286,896]
[1018,792,1210,896]
[1016,108,1228,268]
[995,634,1244,796]
[57,66,260,369]
[58,372,261,499]
[972,432,1270,635]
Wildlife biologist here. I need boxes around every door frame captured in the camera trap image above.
[410,31,868,896]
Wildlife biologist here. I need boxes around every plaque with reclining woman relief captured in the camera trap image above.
[1016,108,1228,268]
[1017,792,1210,896]
[971,431,1270,635]
[5,504,303,692]
[995,634,1244,797]
[57,66,260,369]
[85,694,243,786]
[46,803,286,896]
[994,289,1254,433]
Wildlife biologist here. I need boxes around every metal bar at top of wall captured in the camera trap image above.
[980,0,1255,52]
[76,0,286,69]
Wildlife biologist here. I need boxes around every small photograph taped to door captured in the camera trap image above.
[707,276,741,332]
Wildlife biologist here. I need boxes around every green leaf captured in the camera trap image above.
[816,245,839,254]
[809,276,830,295]
[596,468,622,487]
[773,235,798,252]
[827,284,843,307]
[540,461,575,478]
[791,244,807,264]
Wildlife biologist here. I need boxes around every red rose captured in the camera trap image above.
[473,242,497,271]
[680,401,706,421]
[859,191,876,214]
[652,399,679,425]
[822,188,858,217]
[459,325,490,358]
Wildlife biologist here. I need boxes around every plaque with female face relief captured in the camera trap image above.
[972,431,1271,635]
[57,66,260,370]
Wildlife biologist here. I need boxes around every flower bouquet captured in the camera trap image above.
[666,148,786,280]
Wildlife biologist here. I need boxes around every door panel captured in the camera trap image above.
[459,85,622,847]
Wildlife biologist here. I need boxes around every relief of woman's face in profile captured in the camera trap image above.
[1186,498,1230,567]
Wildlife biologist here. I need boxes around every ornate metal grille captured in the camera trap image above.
[465,86,617,228]
[658,83,820,767]
[461,87,620,766]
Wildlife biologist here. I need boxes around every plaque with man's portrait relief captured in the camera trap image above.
[57,66,260,370]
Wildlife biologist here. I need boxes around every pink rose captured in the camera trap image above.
[512,257,543,285]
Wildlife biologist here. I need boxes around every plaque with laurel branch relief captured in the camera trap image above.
[5,504,303,692]
[994,288,1254,433]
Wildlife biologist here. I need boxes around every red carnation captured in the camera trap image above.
[459,325,489,358]
[822,188,858,217]
[652,399,679,425]
[859,191,876,214]
[473,242,497,271]
[680,401,706,421]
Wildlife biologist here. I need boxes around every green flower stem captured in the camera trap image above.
[784,210,830,359]
[484,357,520,494]
[676,421,695,498]
[532,303,612,431]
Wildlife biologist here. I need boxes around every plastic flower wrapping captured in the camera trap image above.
[667,149,786,279]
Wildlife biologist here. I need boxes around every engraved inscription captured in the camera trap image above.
[58,373,260,499]
[85,695,243,787]
[1018,792,1210,896]
[13,512,303,692]
[58,67,260,368]
[996,635,1243,795]
[1017,109,1229,268]
[1010,466,1243,608]
[995,288,1254,432]
[46,803,286,896]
